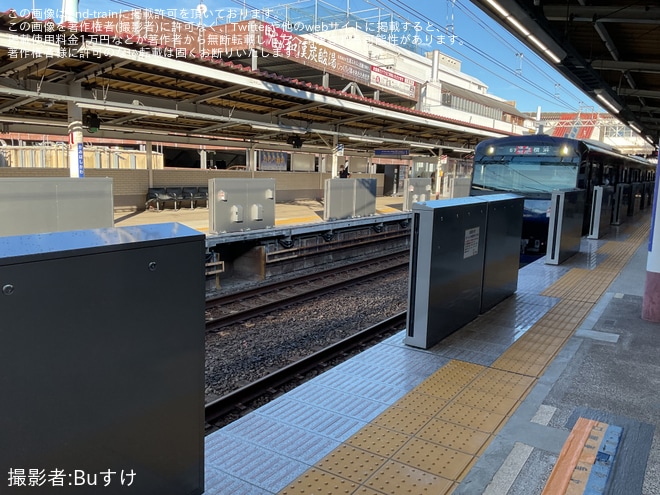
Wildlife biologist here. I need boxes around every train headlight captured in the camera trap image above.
[560,145,571,156]
[486,146,495,155]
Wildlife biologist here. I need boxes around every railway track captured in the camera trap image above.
[205,251,409,333]
[204,311,407,433]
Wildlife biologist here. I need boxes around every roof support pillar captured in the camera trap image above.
[66,81,84,178]
[643,149,660,321]
[251,49,258,71]
[331,133,340,178]
[246,144,257,171]
[145,141,154,187]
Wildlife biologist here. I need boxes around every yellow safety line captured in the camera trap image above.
[275,216,323,225]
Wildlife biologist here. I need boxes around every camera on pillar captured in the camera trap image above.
[83,112,101,133]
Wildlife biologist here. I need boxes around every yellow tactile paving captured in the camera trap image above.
[275,215,323,226]
[416,419,492,455]
[372,407,433,435]
[437,402,507,433]
[345,424,411,457]
[454,389,519,416]
[541,268,590,298]
[377,206,403,214]
[353,488,390,495]
[315,445,387,484]
[281,468,358,495]
[365,460,454,495]
[278,218,650,495]
[390,391,448,416]
[393,437,473,480]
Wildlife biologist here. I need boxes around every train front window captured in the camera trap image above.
[472,157,579,194]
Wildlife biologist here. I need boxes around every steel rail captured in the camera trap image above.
[205,252,409,332]
[205,311,407,430]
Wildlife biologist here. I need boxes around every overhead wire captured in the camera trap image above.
[372,0,586,112]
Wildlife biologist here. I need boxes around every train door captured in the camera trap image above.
[577,158,591,189]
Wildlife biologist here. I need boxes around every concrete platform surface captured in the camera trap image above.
[114,196,406,233]
[200,213,659,495]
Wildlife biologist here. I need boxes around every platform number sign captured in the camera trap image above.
[337,143,344,157]
[77,143,85,178]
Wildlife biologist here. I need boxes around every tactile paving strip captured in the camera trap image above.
[541,268,591,298]
[365,460,454,495]
[277,219,649,495]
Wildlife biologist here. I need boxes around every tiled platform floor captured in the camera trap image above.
[203,215,657,495]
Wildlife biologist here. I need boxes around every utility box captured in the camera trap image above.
[403,178,433,211]
[405,197,488,349]
[354,178,377,218]
[0,177,113,237]
[324,178,377,220]
[209,178,275,233]
[0,223,205,495]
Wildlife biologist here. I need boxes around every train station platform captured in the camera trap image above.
[201,213,659,495]
[113,196,406,232]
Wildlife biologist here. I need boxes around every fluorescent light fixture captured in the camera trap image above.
[348,136,382,143]
[77,102,179,119]
[486,0,563,64]
[250,123,279,132]
[527,35,548,52]
[526,35,562,64]
[486,0,509,17]
[411,142,438,149]
[630,122,642,134]
[543,50,562,65]
[594,90,622,113]
[507,17,530,37]
[251,123,308,134]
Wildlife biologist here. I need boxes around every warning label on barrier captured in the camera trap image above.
[464,227,480,258]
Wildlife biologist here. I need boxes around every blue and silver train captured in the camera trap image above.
[471,134,656,262]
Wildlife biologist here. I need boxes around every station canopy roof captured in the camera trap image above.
[0,8,517,157]
[470,0,660,148]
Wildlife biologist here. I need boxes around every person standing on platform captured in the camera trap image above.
[339,161,351,178]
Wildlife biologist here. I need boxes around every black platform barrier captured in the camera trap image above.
[546,188,586,265]
[587,185,614,240]
[612,183,631,226]
[642,181,654,210]
[480,194,524,313]
[0,224,205,495]
[405,194,523,349]
[628,182,643,218]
